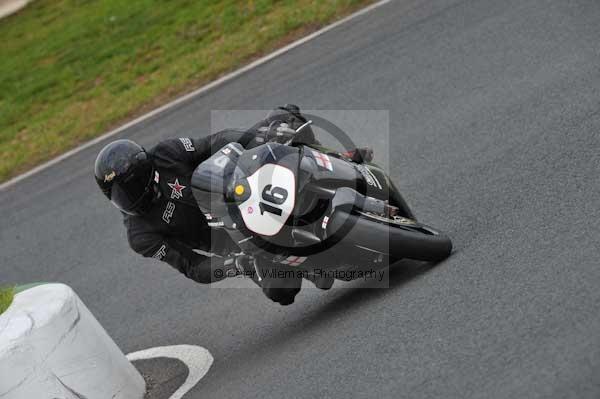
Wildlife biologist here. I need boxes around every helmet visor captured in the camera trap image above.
[109,161,154,215]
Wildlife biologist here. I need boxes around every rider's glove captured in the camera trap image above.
[234,254,257,276]
[275,123,297,136]
[218,254,243,278]
[277,104,307,126]
[215,254,256,279]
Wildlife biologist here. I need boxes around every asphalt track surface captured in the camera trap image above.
[2,0,600,397]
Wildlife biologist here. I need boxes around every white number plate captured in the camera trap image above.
[239,164,296,236]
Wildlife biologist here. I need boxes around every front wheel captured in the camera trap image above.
[326,211,452,262]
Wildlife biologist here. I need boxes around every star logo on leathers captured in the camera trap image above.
[168,178,186,199]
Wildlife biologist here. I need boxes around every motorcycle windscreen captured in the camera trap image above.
[191,143,243,217]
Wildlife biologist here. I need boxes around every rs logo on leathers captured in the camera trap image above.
[163,201,176,224]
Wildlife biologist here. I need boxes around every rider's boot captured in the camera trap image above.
[304,273,335,290]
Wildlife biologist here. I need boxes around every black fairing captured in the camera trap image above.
[192,142,415,260]
[298,147,413,218]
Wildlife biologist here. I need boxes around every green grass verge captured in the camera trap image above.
[0,0,374,182]
[0,286,15,315]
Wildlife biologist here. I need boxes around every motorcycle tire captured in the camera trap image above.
[326,210,452,262]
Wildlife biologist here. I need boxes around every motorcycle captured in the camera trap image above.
[191,121,452,281]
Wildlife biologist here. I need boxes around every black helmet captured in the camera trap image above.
[94,139,156,215]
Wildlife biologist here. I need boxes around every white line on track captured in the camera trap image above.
[0,0,391,192]
[127,344,214,399]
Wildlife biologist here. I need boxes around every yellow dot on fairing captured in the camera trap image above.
[234,185,245,195]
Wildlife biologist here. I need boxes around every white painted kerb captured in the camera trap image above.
[0,0,31,19]
[0,283,145,398]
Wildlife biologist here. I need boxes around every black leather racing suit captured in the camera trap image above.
[123,107,316,303]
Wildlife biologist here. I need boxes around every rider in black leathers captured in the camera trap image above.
[95,105,346,305]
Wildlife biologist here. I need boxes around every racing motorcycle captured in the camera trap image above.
[191,121,452,280]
